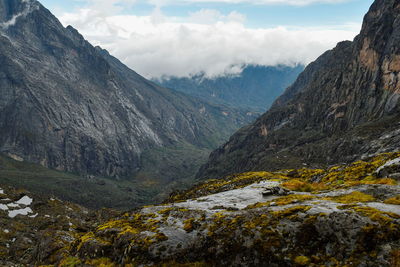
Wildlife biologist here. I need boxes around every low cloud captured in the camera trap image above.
[59,4,359,78]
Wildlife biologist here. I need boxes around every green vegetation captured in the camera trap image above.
[134,142,211,201]
[0,142,211,210]
[0,154,148,209]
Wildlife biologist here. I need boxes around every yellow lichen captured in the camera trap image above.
[85,258,115,267]
[183,218,196,232]
[271,206,311,218]
[384,196,400,205]
[246,194,315,209]
[325,191,375,204]
[77,232,95,251]
[281,178,328,192]
[352,206,400,225]
[59,256,82,267]
[294,255,311,265]
[158,207,174,215]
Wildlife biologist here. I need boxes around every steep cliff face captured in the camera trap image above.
[0,0,253,179]
[198,0,400,180]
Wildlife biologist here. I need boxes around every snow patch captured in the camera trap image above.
[8,207,33,218]
[174,180,280,211]
[16,196,33,206]
[0,188,4,194]
[0,204,8,211]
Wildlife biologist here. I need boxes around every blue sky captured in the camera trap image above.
[40,0,373,28]
[37,0,375,78]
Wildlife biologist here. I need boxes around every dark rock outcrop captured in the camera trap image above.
[198,0,400,180]
[0,0,253,179]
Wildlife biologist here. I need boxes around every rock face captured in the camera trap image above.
[156,65,304,112]
[0,0,253,179]
[198,0,400,180]
[3,152,399,266]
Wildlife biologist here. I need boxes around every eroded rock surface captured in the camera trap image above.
[4,152,398,266]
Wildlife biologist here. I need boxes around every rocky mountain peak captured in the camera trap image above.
[0,0,39,27]
[197,0,400,180]
[355,0,400,92]
[0,0,254,183]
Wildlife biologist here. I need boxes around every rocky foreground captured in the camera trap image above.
[1,152,400,266]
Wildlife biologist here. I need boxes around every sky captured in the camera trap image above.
[39,0,374,79]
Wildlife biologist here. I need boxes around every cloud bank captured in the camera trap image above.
[59,2,359,78]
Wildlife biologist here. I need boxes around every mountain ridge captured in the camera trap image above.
[156,65,304,112]
[0,0,254,181]
[197,0,400,180]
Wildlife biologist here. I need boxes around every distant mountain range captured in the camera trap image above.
[155,65,304,112]
[0,0,256,208]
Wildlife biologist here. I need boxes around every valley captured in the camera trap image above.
[0,0,399,266]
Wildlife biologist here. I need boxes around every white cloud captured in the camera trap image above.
[189,9,246,24]
[59,4,360,79]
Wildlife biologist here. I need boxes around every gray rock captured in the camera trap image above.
[262,186,290,197]
[0,0,253,179]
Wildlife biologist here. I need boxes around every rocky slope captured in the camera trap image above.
[0,0,254,182]
[2,152,399,266]
[0,0,259,208]
[156,65,304,112]
[197,0,400,180]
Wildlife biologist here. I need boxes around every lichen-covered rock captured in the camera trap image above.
[39,152,399,267]
[0,185,119,266]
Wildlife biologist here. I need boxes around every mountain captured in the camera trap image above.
[197,0,400,180]
[0,0,255,208]
[2,152,400,266]
[156,65,304,112]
